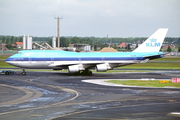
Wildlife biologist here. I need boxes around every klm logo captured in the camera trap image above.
[146,38,160,47]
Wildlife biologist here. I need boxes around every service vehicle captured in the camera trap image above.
[0,70,14,75]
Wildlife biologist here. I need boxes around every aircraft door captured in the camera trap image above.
[51,58,54,63]
[101,57,105,63]
[134,55,137,60]
[78,57,82,64]
[29,58,32,64]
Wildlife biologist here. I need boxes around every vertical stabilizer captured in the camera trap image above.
[133,28,168,52]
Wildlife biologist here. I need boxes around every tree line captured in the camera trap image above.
[0,35,180,51]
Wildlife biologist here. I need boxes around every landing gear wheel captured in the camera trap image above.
[22,72,26,75]
[73,71,81,75]
[22,68,26,75]
[88,71,92,75]
[5,71,10,75]
[81,69,92,76]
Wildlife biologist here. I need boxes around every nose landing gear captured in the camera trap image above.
[22,68,26,75]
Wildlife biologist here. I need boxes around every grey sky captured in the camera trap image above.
[0,0,180,37]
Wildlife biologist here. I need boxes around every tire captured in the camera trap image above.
[88,71,92,75]
[81,70,92,76]
[5,71,10,75]
[22,72,26,75]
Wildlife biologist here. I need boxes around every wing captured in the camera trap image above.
[48,61,103,69]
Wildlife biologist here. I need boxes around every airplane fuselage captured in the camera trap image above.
[6,50,163,69]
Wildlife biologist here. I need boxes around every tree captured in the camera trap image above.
[10,36,15,44]
[2,36,5,43]
[167,46,172,52]
[126,44,131,51]
[60,37,69,47]
[113,44,117,49]
[19,37,23,42]
[6,37,10,44]
[70,37,80,44]
[48,39,52,47]
[135,43,138,48]
[6,44,12,50]
[15,38,18,42]
[178,46,180,52]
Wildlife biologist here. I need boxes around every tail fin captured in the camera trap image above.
[133,28,168,52]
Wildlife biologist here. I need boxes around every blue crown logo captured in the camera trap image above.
[150,38,157,42]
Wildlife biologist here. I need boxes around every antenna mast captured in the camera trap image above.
[54,15,63,48]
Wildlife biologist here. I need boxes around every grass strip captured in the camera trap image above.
[107,80,180,88]
[150,57,180,61]
[0,56,11,60]
[120,63,180,69]
[92,70,154,73]
[0,61,17,68]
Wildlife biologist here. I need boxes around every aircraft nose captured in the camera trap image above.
[5,58,10,62]
[5,58,12,64]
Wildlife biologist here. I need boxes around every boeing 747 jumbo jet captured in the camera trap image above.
[6,28,168,75]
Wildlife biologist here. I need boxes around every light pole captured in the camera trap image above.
[54,15,63,48]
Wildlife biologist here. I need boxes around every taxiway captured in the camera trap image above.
[0,71,180,120]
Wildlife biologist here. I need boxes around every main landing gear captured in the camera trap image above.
[72,69,92,76]
[81,69,92,76]
[22,68,26,75]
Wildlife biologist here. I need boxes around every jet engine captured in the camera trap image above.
[95,64,108,72]
[68,65,84,73]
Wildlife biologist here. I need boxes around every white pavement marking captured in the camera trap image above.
[81,79,179,89]
[168,112,180,117]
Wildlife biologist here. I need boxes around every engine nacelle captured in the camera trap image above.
[96,64,107,72]
[68,64,84,73]
[68,65,80,73]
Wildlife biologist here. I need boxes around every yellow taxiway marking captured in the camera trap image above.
[0,77,79,116]
[0,84,43,106]
[31,114,43,117]
[63,117,127,120]
[168,100,177,102]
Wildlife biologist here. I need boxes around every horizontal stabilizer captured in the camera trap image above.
[143,53,164,60]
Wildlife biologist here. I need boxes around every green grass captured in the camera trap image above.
[0,55,15,68]
[150,57,180,61]
[120,63,180,69]
[0,56,10,60]
[92,70,155,73]
[107,80,180,88]
[0,61,17,68]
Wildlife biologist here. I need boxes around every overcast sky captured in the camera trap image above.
[0,0,180,37]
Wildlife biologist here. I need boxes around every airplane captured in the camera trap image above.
[6,28,168,75]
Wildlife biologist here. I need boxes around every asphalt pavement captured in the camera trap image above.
[0,71,180,120]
